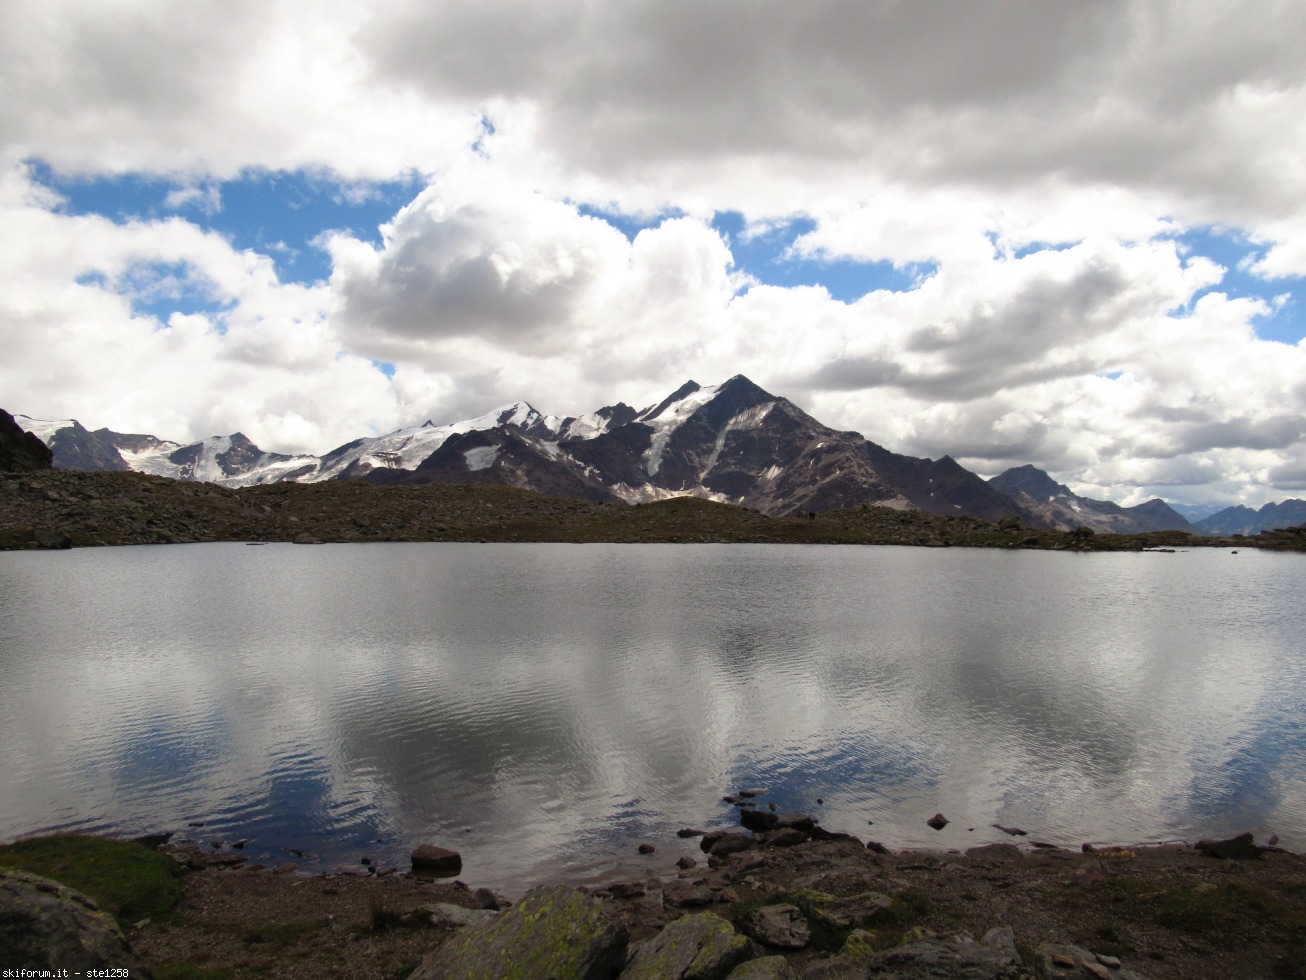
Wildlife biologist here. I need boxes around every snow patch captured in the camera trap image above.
[307,401,552,482]
[463,446,500,471]
[871,496,915,511]
[14,416,74,443]
[700,402,774,478]
[609,482,734,506]
[190,436,232,483]
[561,411,615,441]
[642,383,722,477]
[119,444,184,479]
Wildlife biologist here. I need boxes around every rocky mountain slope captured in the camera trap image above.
[988,465,1191,534]
[15,376,1025,522]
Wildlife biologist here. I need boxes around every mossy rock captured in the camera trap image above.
[725,955,801,978]
[838,928,878,968]
[0,867,153,976]
[623,911,750,979]
[410,883,627,979]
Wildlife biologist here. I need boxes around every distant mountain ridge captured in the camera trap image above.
[987,464,1192,535]
[13,379,1299,532]
[16,376,1026,521]
[1194,499,1306,536]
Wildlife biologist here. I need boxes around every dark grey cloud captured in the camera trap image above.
[360,0,1306,219]
[896,262,1129,402]
[1174,416,1306,455]
[1266,461,1306,491]
[333,192,623,354]
[801,356,904,391]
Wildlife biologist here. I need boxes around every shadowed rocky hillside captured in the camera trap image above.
[3,467,1302,553]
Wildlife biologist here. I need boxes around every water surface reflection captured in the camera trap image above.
[1,542,1302,891]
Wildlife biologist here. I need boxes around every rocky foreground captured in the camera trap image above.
[4,466,1304,552]
[7,803,1306,979]
[121,828,1306,979]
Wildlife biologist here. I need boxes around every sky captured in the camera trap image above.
[2,1,1305,511]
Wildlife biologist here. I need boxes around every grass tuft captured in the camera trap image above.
[0,833,185,925]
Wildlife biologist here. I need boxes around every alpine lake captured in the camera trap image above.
[1,541,1303,893]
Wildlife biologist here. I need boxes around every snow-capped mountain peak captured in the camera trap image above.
[14,374,1037,524]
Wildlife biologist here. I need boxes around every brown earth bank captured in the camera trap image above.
[3,467,1303,552]
[125,834,1306,980]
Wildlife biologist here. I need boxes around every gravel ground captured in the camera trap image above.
[130,837,1306,979]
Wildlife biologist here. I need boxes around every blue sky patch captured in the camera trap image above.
[29,160,423,286]
[712,211,935,303]
[118,260,232,324]
[577,205,937,302]
[1171,225,1305,345]
[1010,239,1076,259]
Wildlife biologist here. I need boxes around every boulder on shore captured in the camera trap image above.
[741,903,810,949]
[411,844,463,875]
[1196,832,1262,861]
[410,883,628,980]
[621,911,750,979]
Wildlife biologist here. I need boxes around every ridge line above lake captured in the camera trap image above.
[3,469,1305,552]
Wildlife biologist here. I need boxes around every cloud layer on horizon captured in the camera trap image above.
[2,0,1305,507]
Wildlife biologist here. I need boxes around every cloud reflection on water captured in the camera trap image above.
[1,543,1303,890]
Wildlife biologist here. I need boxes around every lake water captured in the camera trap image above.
[1,542,1304,892]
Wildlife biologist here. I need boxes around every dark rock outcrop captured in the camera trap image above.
[1196,832,1262,861]
[701,832,754,857]
[740,809,779,832]
[0,410,52,472]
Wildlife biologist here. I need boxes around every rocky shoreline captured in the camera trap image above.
[123,823,1306,980]
[8,798,1306,979]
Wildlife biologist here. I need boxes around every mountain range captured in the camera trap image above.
[13,375,1298,535]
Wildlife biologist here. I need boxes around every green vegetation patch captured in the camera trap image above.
[240,920,324,948]
[0,833,185,925]
[1061,877,1306,954]
[730,888,932,953]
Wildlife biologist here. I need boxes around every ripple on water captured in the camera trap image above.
[2,543,1306,889]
